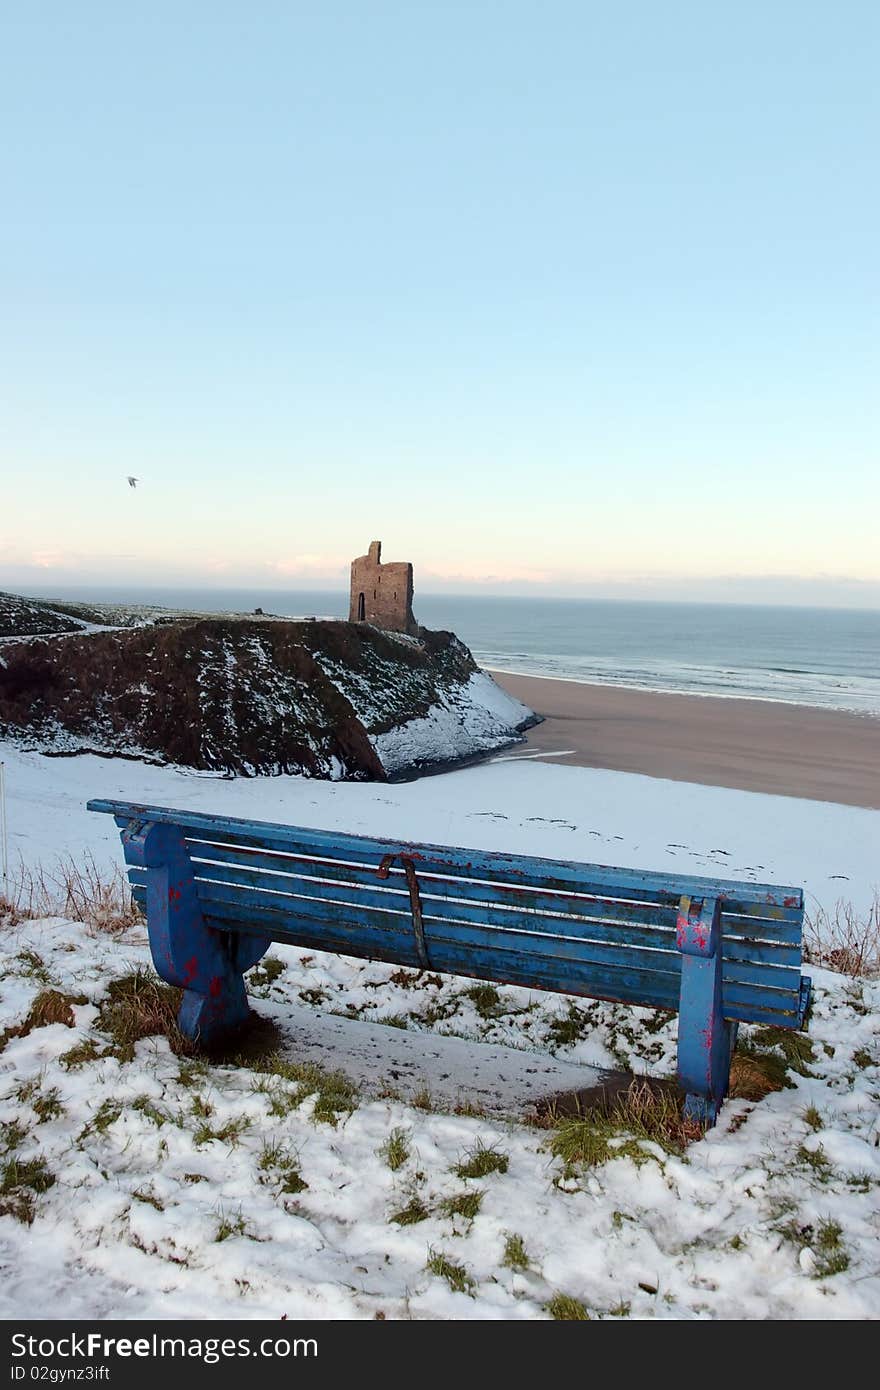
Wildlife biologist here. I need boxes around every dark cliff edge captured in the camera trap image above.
[0,595,537,779]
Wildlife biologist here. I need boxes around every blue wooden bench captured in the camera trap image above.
[89,799,811,1125]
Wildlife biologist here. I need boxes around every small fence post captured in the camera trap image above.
[0,761,8,903]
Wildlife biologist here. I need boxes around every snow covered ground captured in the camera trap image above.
[0,743,878,1319]
[371,671,534,774]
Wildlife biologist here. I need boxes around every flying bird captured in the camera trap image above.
[127,476,139,489]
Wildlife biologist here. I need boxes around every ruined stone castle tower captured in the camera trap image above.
[349,541,419,636]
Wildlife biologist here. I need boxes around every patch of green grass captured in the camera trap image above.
[546,1002,589,1050]
[411,1087,435,1112]
[251,1054,357,1126]
[382,1015,409,1030]
[60,1039,103,1071]
[501,1233,529,1270]
[80,1099,122,1139]
[194,1116,251,1148]
[248,956,285,989]
[852,1047,873,1069]
[440,1190,483,1222]
[190,1095,215,1119]
[642,1009,675,1035]
[132,1095,168,1128]
[176,1059,209,1088]
[257,1140,308,1196]
[780,1216,850,1278]
[14,1077,40,1105]
[26,989,88,1031]
[550,1117,617,1168]
[797,1143,832,1176]
[420,998,460,1027]
[16,950,52,984]
[214,1206,250,1242]
[548,1080,699,1171]
[389,1195,430,1226]
[453,1099,487,1119]
[546,1293,590,1320]
[31,1088,63,1124]
[607,1300,631,1317]
[454,1141,509,1180]
[0,1120,30,1155]
[813,1219,850,1277]
[464,984,503,1020]
[379,1128,410,1172]
[0,1155,55,1224]
[426,1248,474,1295]
[803,1104,823,1131]
[298,987,328,1006]
[751,1026,815,1075]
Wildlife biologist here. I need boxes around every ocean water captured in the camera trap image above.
[24,586,880,716]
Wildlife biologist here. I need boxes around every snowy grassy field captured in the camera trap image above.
[0,744,878,1319]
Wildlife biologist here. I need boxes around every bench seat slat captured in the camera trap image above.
[91,800,802,915]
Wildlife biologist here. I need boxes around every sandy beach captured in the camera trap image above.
[491,671,880,808]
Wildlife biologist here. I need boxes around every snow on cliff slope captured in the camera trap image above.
[0,618,535,779]
[370,671,535,774]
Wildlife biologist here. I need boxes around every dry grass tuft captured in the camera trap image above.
[728,1050,785,1101]
[96,968,194,1059]
[547,1078,702,1168]
[25,989,80,1030]
[0,988,86,1052]
[805,893,880,978]
[1,853,141,935]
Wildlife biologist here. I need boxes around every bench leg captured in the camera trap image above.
[122,820,269,1046]
[675,895,734,1126]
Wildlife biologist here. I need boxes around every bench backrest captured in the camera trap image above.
[90,798,808,1030]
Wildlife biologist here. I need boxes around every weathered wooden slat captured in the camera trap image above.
[200,906,427,971]
[193,878,679,981]
[185,839,803,942]
[719,959,800,991]
[186,859,682,951]
[721,936,801,967]
[89,799,803,914]
[195,879,417,939]
[182,839,800,950]
[188,828,803,919]
[129,883,802,1027]
[199,899,683,1010]
[128,860,803,983]
[189,860,414,922]
[186,840,688,932]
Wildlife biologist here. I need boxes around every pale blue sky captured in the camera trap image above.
[1,3,878,604]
